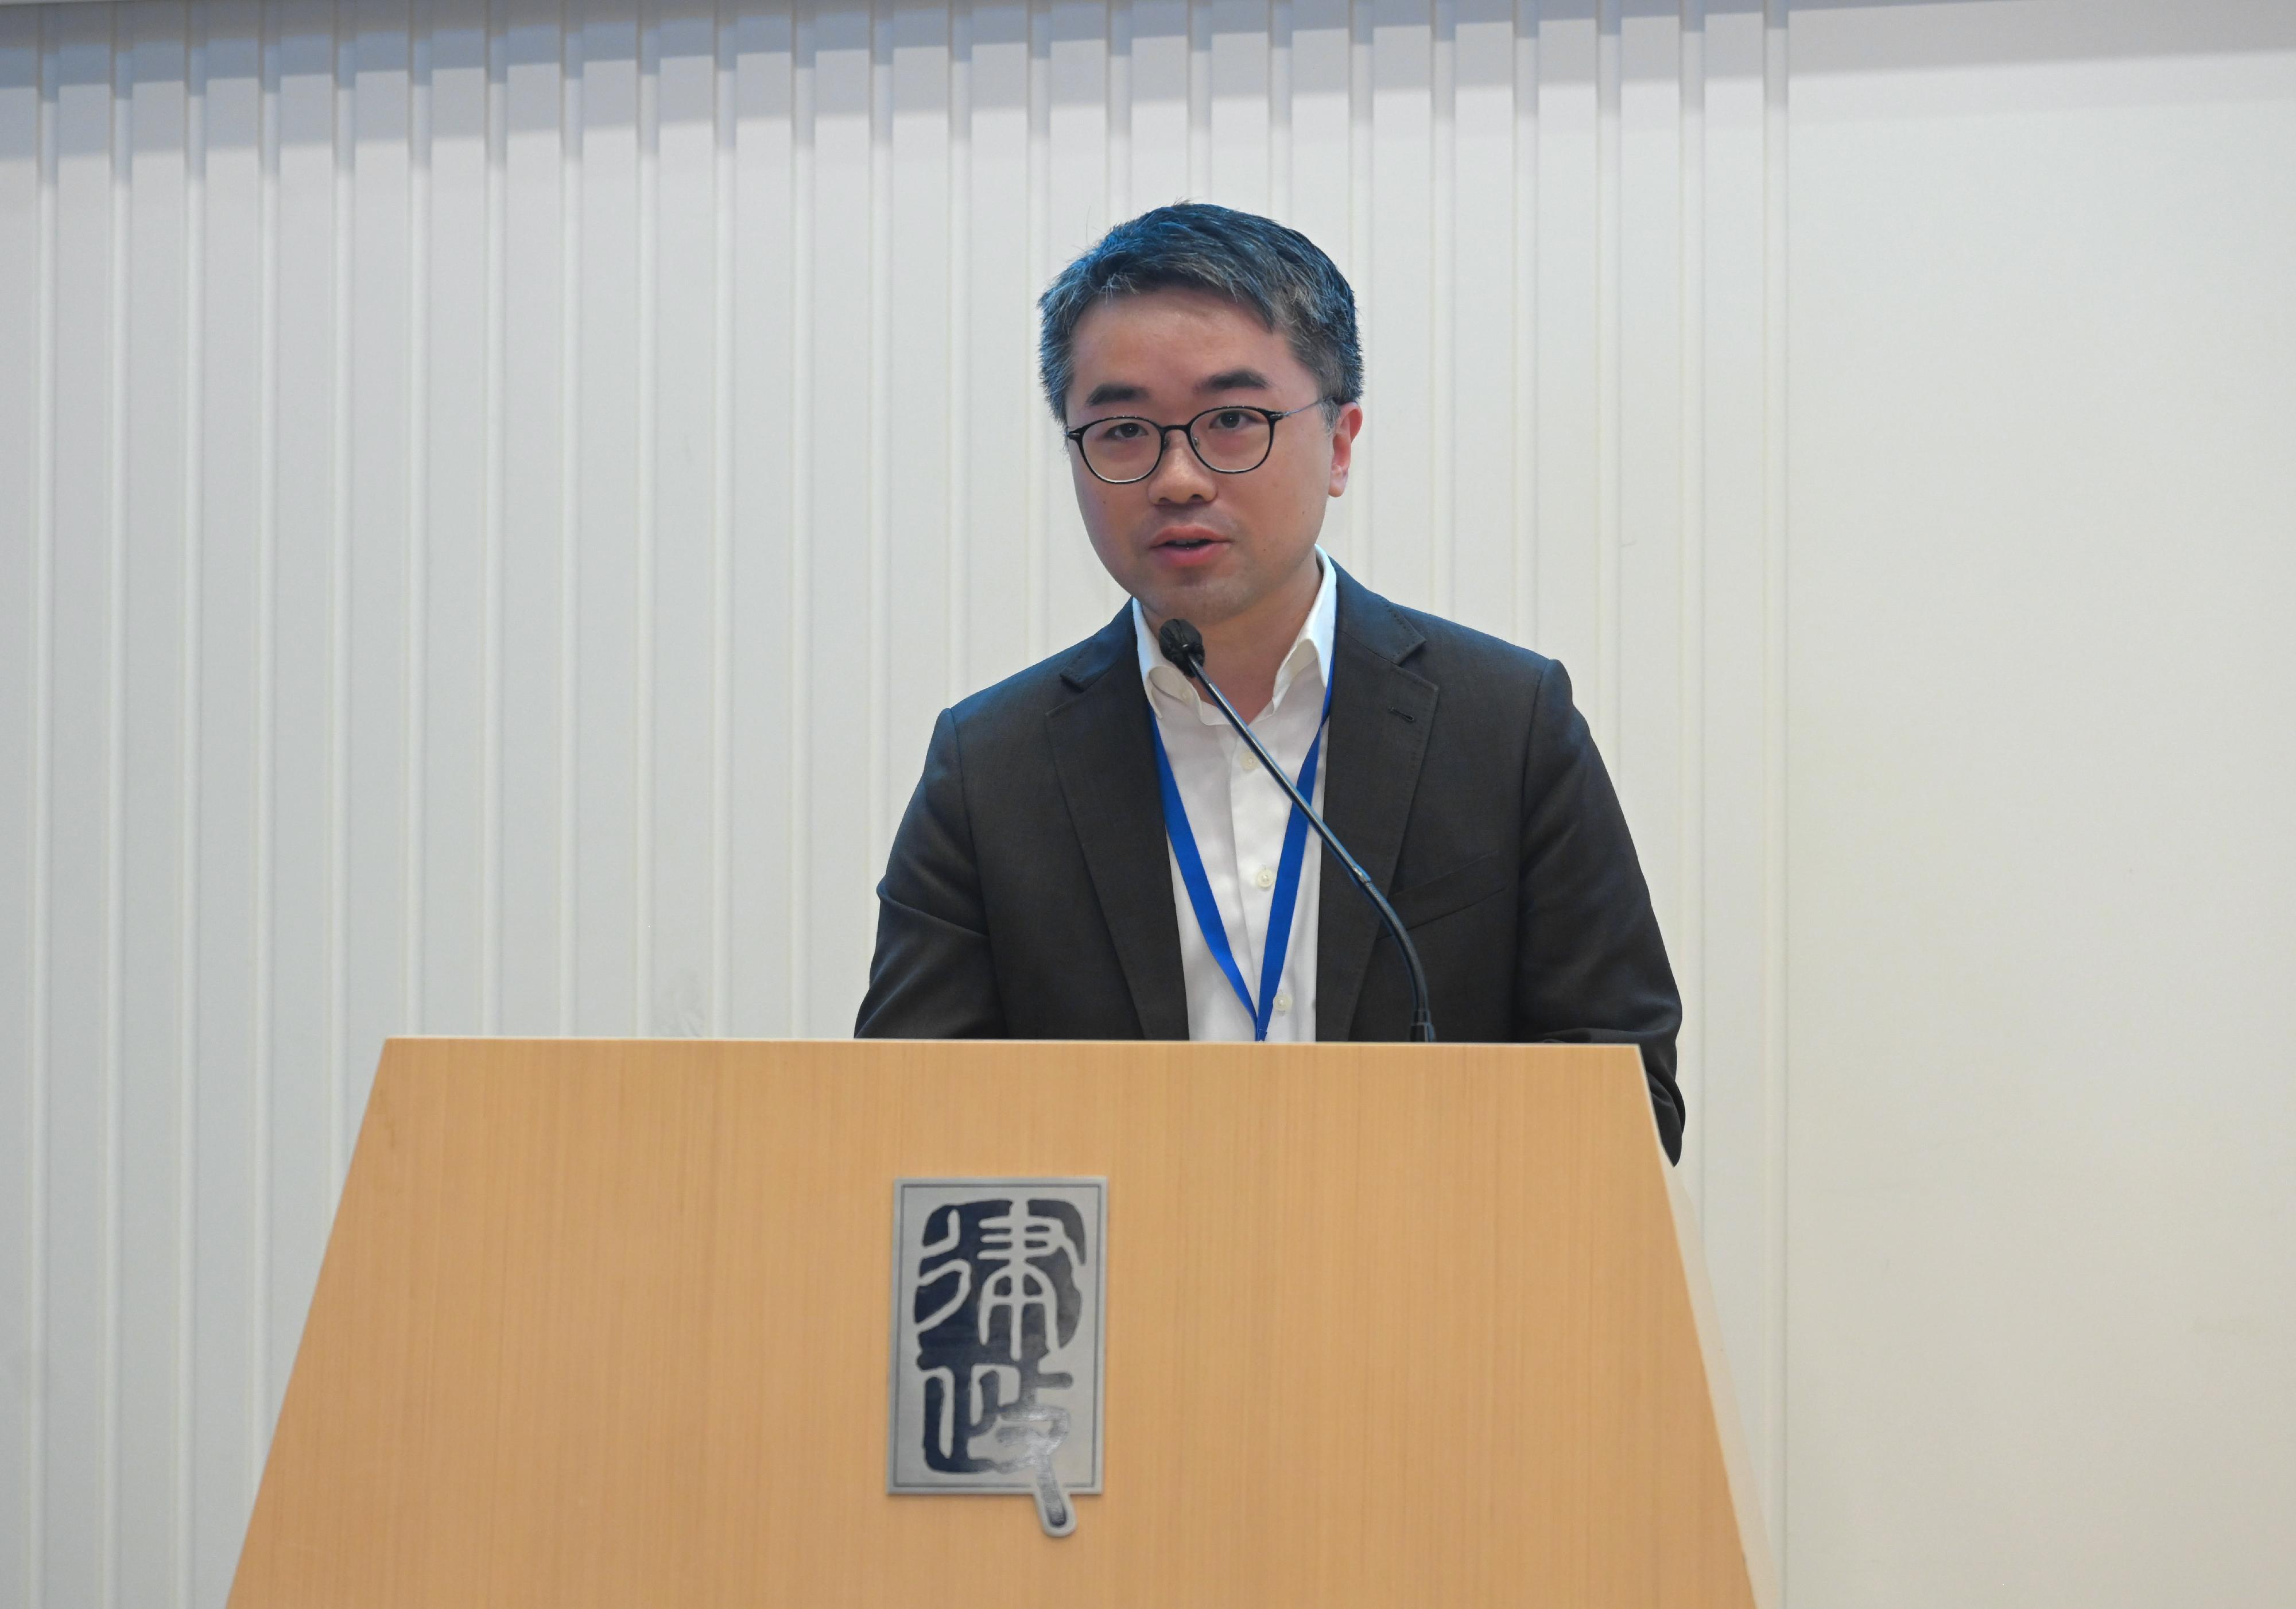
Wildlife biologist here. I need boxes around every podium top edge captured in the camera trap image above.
[377,1036,1647,1057]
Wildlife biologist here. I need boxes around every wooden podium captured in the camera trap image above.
[230,1038,1774,1607]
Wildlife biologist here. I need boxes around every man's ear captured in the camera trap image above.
[1326,402,1365,497]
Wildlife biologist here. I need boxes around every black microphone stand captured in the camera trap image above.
[1158,619,1436,1043]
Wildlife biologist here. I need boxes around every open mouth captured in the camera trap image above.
[1154,528,1226,555]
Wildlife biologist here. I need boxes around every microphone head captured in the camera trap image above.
[1158,618,1206,674]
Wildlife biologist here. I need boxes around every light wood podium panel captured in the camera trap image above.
[231,1038,1773,1607]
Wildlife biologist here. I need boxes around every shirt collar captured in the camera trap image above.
[1131,548,1340,728]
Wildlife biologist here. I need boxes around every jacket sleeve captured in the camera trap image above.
[1513,660,1687,1163]
[854,708,1009,1038]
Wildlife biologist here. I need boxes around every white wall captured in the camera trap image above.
[0,1,2290,1605]
[1786,7,2296,1603]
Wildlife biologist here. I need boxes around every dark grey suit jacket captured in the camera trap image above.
[855,569,1686,1162]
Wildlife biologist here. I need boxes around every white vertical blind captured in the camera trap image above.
[4,2,2294,1606]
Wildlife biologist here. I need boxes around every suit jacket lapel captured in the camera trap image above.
[1317,573,1437,1040]
[1047,607,1192,1040]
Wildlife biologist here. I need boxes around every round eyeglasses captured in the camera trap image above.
[1062,403,1327,486]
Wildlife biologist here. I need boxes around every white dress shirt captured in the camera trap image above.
[1131,550,1339,1042]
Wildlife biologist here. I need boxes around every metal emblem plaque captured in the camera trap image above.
[887,1178,1106,1537]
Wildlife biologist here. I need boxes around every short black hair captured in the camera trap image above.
[1037,202,1363,423]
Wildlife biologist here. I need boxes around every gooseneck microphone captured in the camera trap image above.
[1158,617,1436,1043]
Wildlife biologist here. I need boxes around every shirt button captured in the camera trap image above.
[1274,992,1293,1014]
[1239,749,1259,772]
[1254,866,1275,890]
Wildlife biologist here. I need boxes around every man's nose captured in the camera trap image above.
[1144,425,1215,502]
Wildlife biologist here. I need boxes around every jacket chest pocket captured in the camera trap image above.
[1387,850,1508,930]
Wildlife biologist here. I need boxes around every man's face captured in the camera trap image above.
[1062,288,1363,631]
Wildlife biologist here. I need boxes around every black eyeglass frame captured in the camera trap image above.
[1061,402,1328,486]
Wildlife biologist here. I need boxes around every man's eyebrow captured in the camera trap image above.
[1198,368,1274,394]
[1081,381,1147,409]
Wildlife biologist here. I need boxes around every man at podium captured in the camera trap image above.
[857,203,1685,1163]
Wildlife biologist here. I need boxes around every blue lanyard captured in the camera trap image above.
[1149,669,1334,1041]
